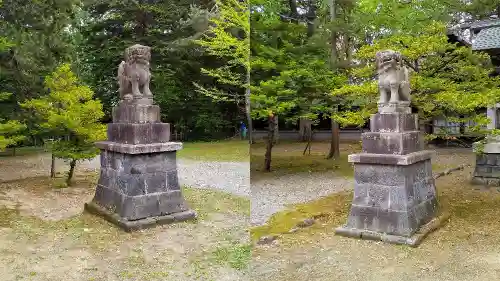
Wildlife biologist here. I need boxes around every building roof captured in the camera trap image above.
[473,26,500,50]
[458,19,500,32]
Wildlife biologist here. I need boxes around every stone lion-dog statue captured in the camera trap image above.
[376,50,411,106]
[117,44,153,102]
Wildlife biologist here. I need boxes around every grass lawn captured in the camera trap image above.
[0,140,249,162]
[251,141,361,179]
[179,140,249,162]
[251,141,466,180]
[0,146,47,157]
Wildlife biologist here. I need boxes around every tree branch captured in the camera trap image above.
[428,54,460,77]
[402,57,417,72]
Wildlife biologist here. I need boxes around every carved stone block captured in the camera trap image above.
[107,123,170,144]
[337,110,440,246]
[362,131,423,155]
[112,103,161,123]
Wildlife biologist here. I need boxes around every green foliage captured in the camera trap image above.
[250,5,346,124]
[0,92,26,151]
[354,0,456,34]
[20,64,106,162]
[193,0,250,104]
[78,0,242,140]
[333,21,500,133]
[0,0,78,146]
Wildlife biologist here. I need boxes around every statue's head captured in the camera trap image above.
[375,49,403,71]
[125,44,151,63]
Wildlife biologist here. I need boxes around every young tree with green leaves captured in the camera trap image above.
[192,0,252,143]
[21,64,106,186]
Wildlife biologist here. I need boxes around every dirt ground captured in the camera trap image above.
[251,149,500,281]
[0,175,250,280]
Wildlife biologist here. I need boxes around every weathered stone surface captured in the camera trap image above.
[93,182,189,221]
[336,212,449,247]
[96,141,182,154]
[348,150,434,165]
[362,131,423,155]
[337,51,439,245]
[107,123,170,144]
[345,158,437,237]
[112,103,161,123]
[370,113,419,133]
[345,161,437,237]
[98,150,179,193]
[471,153,500,186]
[483,142,500,153]
[87,44,195,231]
[376,50,411,110]
[84,202,196,232]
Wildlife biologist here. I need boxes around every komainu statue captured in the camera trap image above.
[376,50,411,106]
[117,44,153,102]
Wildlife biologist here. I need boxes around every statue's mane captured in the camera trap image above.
[376,51,403,75]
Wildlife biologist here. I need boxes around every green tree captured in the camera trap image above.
[0,0,78,145]
[333,22,500,137]
[78,0,240,140]
[0,0,26,151]
[192,0,252,142]
[251,0,347,171]
[0,92,26,151]
[21,64,106,186]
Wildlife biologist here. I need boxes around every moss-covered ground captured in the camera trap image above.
[251,148,500,281]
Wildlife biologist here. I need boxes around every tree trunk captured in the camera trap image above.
[245,71,253,144]
[273,115,279,145]
[50,153,56,178]
[327,0,341,160]
[264,115,276,172]
[329,0,337,68]
[288,0,299,23]
[66,159,77,186]
[327,110,340,159]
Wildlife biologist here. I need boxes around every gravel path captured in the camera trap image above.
[251,174,351,226]
[0,154,250,198]
[249,148,475,226]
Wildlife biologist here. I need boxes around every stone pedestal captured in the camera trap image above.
[335,112,442,246]
[84,102,196,231]
[471,136,500,186]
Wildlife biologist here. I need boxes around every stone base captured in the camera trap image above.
[362,131,423,155]
[112,103,161,123]
[345,152,438,237]
[96,141,182,154]
[107,123,171,144]
[471,152,500,186]
[84,201,196,232]
[335,212,449,247]
[370,113,419,133]
[88,140,195,230]
[378,101,411,114]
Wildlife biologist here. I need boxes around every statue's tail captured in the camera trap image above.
[117,61,126,97]
[402,66,411,96]
[118,61,125,78]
